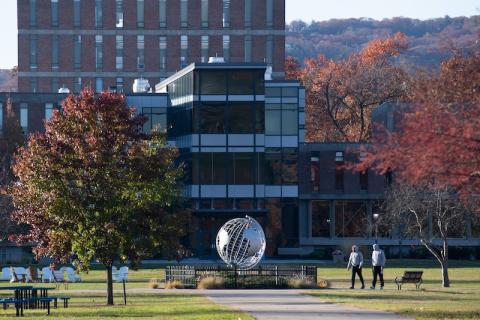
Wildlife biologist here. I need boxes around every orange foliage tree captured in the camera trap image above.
[297,32,409,142]
[358,51,480,201]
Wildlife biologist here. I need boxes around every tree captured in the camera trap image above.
[300,32,409,142]
[358,51,480,202]
[0,97,25,241]
[10,90,189,305]
[382,183,476,287]
[285,56,301,80]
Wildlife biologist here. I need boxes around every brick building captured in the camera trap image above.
[17,0,286,93]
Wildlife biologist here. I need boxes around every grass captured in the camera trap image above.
[309,260,480,320]
[0,265,253,319]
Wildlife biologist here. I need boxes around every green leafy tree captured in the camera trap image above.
[10,90,189,305]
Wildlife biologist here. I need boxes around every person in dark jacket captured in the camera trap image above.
[370,243,386,289]
[347,245,365,289]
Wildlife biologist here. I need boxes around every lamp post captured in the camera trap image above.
[373,213,379,244]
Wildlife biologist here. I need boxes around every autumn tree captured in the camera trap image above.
[0,97,25,241]
[359,51,480,202]
[301,32,409,142]
[10,90,189,305]
[382,183,475,287]
[285,56,301,80]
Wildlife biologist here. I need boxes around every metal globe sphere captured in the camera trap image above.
[216,215,266,269]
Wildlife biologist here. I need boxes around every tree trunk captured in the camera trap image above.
[106,265,114,305]
[441,262,450,288]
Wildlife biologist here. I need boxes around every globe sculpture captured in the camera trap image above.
[216,215,266,270]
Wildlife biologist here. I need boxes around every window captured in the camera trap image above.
[264,150,282,185]
[74,77,82,92]
[282,149,297,185]
[265,102,298,135]
[228,71,253,95]
[195,153,229,185]
[29,0,37,27]
[228,103,253,133]
[51,35,59,70]
[137,35,145,70]
[51,0,58,27]
[52,78,59,92]
[116,0,123,28]
[255,103,264,133]
[265,108,281,135]
[45,103,54,120]
[335,151,344,191]
[74,35,82,70]
[244,36,252,62]
[282,108,297,135]
[311,154,320,192]
[95,78,103,92]
[159,0,166,28]
[73,0,81,27]
[266,35,273,65]
[266,0,273,28]
[180,0,188,28]
[181,36,188,68]
[116,78,124,92]
[30,79,37,93]
[95,0,102,28]
[20,103,28,134]
[201,36,209,63]
[95,35,103,69]
[223,35,230,62]
[222,0,230,28]
[335,201,368,237]
[200,71,226,95]
[311,201,330,237]
[201,0,208,28]
[213,153,228,184]
[137,0,144,28]
[233,153,254,184]
[196,103,225,133]
[29,35,37,70]
[244,0,252,27]
[159,37,167,70]
[116,35,123,70]
[360,169,368,191]
[142,107,167,133]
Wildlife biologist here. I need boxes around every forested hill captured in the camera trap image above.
[286,16,480,67]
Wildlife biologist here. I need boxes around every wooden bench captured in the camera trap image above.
[395,270,423,290]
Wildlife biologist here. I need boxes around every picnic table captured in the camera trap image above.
[0,285,57,317]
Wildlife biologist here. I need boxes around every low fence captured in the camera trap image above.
[165,265,317,289]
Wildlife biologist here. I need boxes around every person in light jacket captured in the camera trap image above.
[370,244,386,289]
[347,245,365,289]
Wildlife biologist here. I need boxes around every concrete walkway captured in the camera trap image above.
[204,289,411,320]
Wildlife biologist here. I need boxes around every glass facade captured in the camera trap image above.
[116,0,123,28]
[137,0,144,28]
[142,107,167,133]
[95,0,102,28]
[222,0,230,28]
[311,201,330,237]
[29,0,37,27]
[20,103,28,134]
[201,0,208,28]
[180,0,188,28]
[335,201,368,237]
[159,0,166,28]
[51,0,58,27]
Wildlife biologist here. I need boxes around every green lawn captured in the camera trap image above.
[0,265,252,319]
[311,260,480,320]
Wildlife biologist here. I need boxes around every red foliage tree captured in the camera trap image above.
[300,33,409,142]
[359,51,480,201]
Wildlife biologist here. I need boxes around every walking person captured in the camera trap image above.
[347,245,365,289]
[370,244,386,289]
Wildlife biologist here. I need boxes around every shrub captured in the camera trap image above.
[197,276,225,289]
[287,277,319,289]
[317,278,330,289]
[148,278,159,289]
[165,280,184,289]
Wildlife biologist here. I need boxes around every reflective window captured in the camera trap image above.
[265,109,281,135]
[223,35,230,61]
[51,0,58,27]
[311,201,330,237]
[311,154,320,191]
[180,0,188,28]
[233,153,254,184]
[20,103,28,133]
[335,152,344,191]
[222,0,230,28]
[244,36,252,62]
[30,79,37,93]
[116,78,124,92]
[200,71,226,95]
[201,36,209,63]
[137,0,144,28]
[29,35,37,70]
[116,35,123,70]
[266,0,273,28]
[159,37,167,70]
[142,107,167,133]
[264,150,282,185]
[255,103,265,133]
[196,103,225,133]
[282,109,298,135]
[228,103,253,133]
[45,103,54,120]
[74,35,82,70]
[201,0,208,28]
[51,35,59,70]
[213,153,228,184]
[228,71,253,95]
[95,35,103,69]
[266,35,273,65]
[74,77,82,93]
[137,35,145,69]
[116,0,123,28]
[159,0,166,27]
[52,78,59,92]
[95,0,102,28]
[181,35,188,68]
[95,78,103,92]
[244,0,252,27]
[282,149,297,185]
[29,0,37,27]
[335,201,368,237]
[73,0,81,27]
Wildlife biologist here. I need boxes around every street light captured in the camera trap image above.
[373,213,380,243]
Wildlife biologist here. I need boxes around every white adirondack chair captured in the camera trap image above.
[65,267,82,282]
[14,267,28,282]
[115,266,129,283]
[41,267,54,283]
[1,267,11,281]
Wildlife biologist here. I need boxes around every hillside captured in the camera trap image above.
[286,16,480,67]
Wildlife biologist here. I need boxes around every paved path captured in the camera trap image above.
[204,289,411,320]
